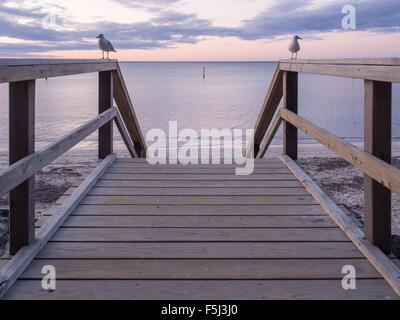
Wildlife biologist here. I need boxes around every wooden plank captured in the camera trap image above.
[364,80,392,253]
[66,187,309,196]
[9,80,35,254]
[36,242,363,259]
[98,71,113,159]
[112,161,286,168]
[37,215,336,228]
[113,63,146,156]
[0,60,117,83]
[0,260,9,270]
[257,113,282,158]
[6,279,398,300]
[20,258,380,279]
[0,154,116,299]
[252,67,283,146]
[283,71,298,160]
[280,108,400,196]
[62,195,316,205]
[280,155,400,297]
[50,227,348,242]
[114,109,138,158]
[101,173,297,181]
[115,158,283,163]
[66,204,326,216]
[279,62,400,83]
[279,58,400,66]
[91,179,303,188]
[0,108,117,197]
[106,167,291,174]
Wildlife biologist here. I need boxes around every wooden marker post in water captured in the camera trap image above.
[203,66,206,79]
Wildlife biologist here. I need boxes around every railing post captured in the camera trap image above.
[364,80,392,253]
[99,71,113,159]
[9,80,35,254]
[133,142,146,158]
[283,71,298,160]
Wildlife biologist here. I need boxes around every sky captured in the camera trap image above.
[0,0,399,60]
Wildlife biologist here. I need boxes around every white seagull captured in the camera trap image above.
[288,35,302,59]
[96,33,117,59]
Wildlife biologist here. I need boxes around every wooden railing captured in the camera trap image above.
[0,59,147,255]
[248,58,400,254]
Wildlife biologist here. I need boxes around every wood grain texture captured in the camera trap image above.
[0,60,117,83]
[280,108,400,196]
[279,62,400,83]
[36,215,336,228]
[59,195,316,205]
[6,279,398,300]
[9,80,35,254]
[64,204,325,216]
[98,71,113,159]
[36,242,363,259]
[0,108,117,197]
[65,186,309,196]
[113,63,146,156]
[364,80,392,253]
[49,227,348,242]
[20,259,379,279]
[106,167,291,174]
[4,155,399,299]
[283,71,298,160]
[91,179,303,188]
[101,173,297,181]
[114,109,138,158]
[280,155,400,297]
[0,155,116,299]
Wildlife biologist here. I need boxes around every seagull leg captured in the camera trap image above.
[102,51,104,59]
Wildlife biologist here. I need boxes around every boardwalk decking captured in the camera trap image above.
[2,158,398,299]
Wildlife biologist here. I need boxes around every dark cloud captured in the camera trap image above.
[237,0,400,40]
[0,0,399,56]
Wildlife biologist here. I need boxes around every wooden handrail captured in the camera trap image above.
[114,108,139,158]
[0,59,118,83]
[279,108,400,196]
[0,154,116,299]
[257,112,282,159]
[279,59,400,83]
[250,67,283,155]
[249,58,398,255]
[112,63,147,157]
[0,58,148,255]
[0,107,117,197]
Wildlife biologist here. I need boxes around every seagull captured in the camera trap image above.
[96,33,117,59]
[289,35,302,59]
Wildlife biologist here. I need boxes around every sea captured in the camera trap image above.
[0,61,399,158]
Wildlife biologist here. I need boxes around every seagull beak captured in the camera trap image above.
[299,37,302,40]
[96,36,99,39]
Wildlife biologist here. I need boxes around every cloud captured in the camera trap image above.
[237,0,400,40]
[0,0,399,56]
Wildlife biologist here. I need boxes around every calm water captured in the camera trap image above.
[0,61,399,153]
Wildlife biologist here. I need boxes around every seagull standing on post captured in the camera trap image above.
[96,33,117,59]
[289,35,302,59]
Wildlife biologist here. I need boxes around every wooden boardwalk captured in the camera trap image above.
[2,158,398,299]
